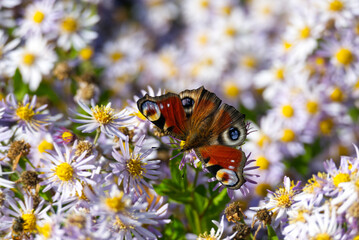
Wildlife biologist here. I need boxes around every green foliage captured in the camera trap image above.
[267,224,279,240]
[154,151,230,235]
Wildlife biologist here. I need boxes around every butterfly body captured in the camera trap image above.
[137,86,248,189]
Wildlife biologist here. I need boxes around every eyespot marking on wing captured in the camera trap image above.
[216,169,239,187]
[140,100,161,121]
[228,127,239,140]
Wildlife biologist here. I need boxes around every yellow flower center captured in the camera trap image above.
[335,48,353,66]
[55,162,73,181]
[333,173,350,187]
[281,129,295,142]
[299,26,311,39]
[329,0,344,12]
[223,82,240,98]
[221,6,231,15]
[241,55,258,69]
[256,155,270,170]
[255,183,272,197]
[200,0,209,8]
[281,105,294,118]
[38,140,53,154]
[306,100,319,114]
[127,157,146,178]
[110,52,124,62]
[16,103,35,121]
[61,17,78,33]
[289,209,309,224]
[330,87,344,102]
[91,105,116,124]
[303,175,321,193]
[37,223,51,238]
[23,53,36,66]
[62,131,74,143]
[225,26,236,37]
[198,34,208,45]
[274,189,293,208]
[33,11,45,23]
[257,134,270,147]
[105,192,129,212]
[22,212,37,233]
[275,67,285,80]
[319,118,334,135]
[79,47,94,61]
[313,233,332,240]
[283,40,292,51]
[316,57,325,66]
[197,232,216,240]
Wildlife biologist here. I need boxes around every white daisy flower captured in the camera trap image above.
[0,30,20,77]
[0,0,21,8]
[187,216,236,240]
[56,2,99,50]
[331,171,359,214]
[1,94,51,134]
[7,36,57,91]
[107,135,161,196]
[88,184,161,240]
[0,194,51,239]
[251,176,301,228]
[38,142,97,201]
[315,0,359,27]
[15,0,62,37]
[304,204,343,239]
[71,99,134,140]
[284,8,324,62]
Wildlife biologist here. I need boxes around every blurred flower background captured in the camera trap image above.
[1,0,359,239]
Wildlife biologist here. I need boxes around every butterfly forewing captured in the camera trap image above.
[137,93,188,140]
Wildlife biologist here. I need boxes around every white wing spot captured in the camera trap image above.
[230,160,235,163]
[160,103,164,109]
[167,103,170,107]
[229,166,235,170]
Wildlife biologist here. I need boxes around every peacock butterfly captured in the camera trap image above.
[137,86,248,189]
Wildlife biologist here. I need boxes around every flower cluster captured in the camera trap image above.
[1,0,359,239]
[252,145,359,239]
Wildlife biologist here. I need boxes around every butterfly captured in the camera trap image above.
[137,86,248,190]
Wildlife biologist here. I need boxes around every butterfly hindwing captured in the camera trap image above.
[137,93,188,140]
[196,145,247,189]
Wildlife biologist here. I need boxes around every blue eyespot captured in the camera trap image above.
[228,127,239,140]
[181,97,194,108]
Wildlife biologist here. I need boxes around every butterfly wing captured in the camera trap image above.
[137,92,188,140]
[208,103,247,147]
[196,145,247,189]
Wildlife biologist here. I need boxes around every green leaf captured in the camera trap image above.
[185,205,202,234]
[267,224,279,240]
[13,69,29,99]
[161,216,186,240]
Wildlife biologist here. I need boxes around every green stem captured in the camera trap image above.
[25,158,36,170]
[93,128,101,145]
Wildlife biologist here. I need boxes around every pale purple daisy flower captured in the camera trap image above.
[107,135,161,196]
[187,215,236,240]
[71,99,134,140]
[304,204,343,240]
[0,194,51,238]
[251,176,302,228]
[1,94,51,134]
[88,184,162,239]
[38,142,97,201]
